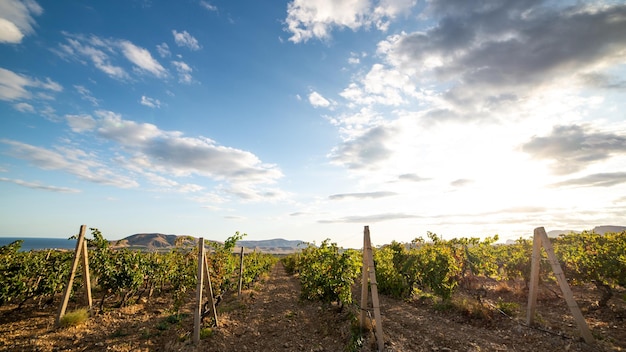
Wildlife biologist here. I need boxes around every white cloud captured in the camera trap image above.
[308,91,331,108]
[119,40,167,77]
[0,139,139,188]
[140,95,162,108]
[66,114,96,132]
[0,0,43,44]
[156,42,170,57]
[285,0,415,43]
[172,30,201,51]
[0,177,80,193]
[55,110,284,200]
[199,1,217,12]
[0,67,62,101]
[74,85,99,106]
[55,33,168,80]
[13,102,34,112]
[172,60,193,83]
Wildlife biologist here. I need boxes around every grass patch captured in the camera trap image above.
[495,299,519,317]
[59,308,89,328]
[200,327,213,339]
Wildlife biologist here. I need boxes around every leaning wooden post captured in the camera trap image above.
[360,226,384,352]
[57,225,88,325]
[204,255,219,326]
[527,227,594,344]
[193,238,205,344]
[238,246,244,297]
[538,227,594,343]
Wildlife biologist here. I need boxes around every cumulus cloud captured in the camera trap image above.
[0,177,80,193]
[49,110,284,200]
[522,124,626,175]
[0,0,42,44]
[285,0,415,43]
[308,91,331,107]
[119,40,167,77]
[172,60,193,83]
[66,114,96,132]
[140,95,161,108]
[328,124,396,170]
[172,30,201,50]
[0,67,62,101]
[375,1,626,120]
[0,139,139,188]
[156,42,170,58]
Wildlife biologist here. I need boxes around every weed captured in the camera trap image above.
[200,327,213,339]
[495,299,519,317]
[59,308,89,328]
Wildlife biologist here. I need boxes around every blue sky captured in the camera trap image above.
[1,0,626,248]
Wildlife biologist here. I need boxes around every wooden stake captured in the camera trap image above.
[238,246,244,297]
[360,226,385,352]
[81,238,93,311]
[193,238,205,344]
[204,255,218,327]
[526,229,541,326]
[527,227,594,344]
[57,225,90,324]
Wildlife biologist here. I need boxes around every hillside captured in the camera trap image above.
[111,233,304,253]
[547,225,626,238]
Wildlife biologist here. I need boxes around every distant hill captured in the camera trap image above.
[592,225,626,234]
[236,238,306,253]
[543,225,626,238]
[111,233,305,253]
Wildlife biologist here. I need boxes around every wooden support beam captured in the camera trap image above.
[193,238,205,344]
[238,246,244,297]
[56,225,87,325]
[526,227,594,344]
[204,255,219,327]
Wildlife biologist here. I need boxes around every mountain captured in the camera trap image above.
[542,225,626,239]
[592,225,626,234]
[235,238,306,253]
[111,233,181,250]
[110,234,305,253]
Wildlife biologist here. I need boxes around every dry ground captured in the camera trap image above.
[1,262,624,351]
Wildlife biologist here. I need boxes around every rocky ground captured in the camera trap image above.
[1,262,624,351]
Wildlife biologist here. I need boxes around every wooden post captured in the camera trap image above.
[81,237,93,311]
[360,226,385,352]
[527,227,594,344]
[193,238,205,344]
[204,255,219,327]
[238,246,244,296]
[526,229,541,326]
[57,225,90,325]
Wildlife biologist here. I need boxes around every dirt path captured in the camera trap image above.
[201,261,354,351]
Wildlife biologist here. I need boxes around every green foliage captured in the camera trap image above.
[0,240,73,307]
[555,230,626,306]
[292,239,361,307]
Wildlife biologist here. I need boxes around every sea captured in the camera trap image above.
[0,237,78,251]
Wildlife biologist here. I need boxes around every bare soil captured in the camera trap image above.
[1,263,624,351]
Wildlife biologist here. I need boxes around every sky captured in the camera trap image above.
[1,0,626,248]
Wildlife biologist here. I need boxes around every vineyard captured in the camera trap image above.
[0,228,625,351]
